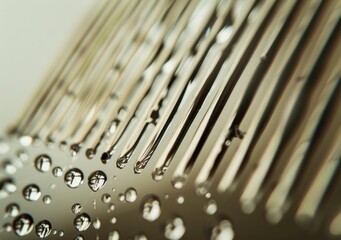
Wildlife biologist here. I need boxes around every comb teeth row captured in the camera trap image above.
[3,0,341,239]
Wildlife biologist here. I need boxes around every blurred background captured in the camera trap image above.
[0,0,101,132]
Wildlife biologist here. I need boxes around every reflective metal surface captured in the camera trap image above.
[0,0,340,239]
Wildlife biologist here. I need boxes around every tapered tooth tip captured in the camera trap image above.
[101,152,110,161]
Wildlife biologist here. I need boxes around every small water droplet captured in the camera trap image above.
[58,230,64,237]
[164,217,186,240]
[52,229,57,235]
[74,235,84,240]
[88,170,107,192]
[23,184,41,201]
[205,193,211,199]
[211,220,234,240]
[71,203,82,214]
[19,135,32,146]
[6,203,20,217]
[142,197,161,222]
[35,220,52,238]
[125,188,137,203]
[50,183,56,190]
[93,199,97,210]
[16,150,28,161]
[165,194,169,200]
[196,184,208,196]
[0,178,17,198]
[171,176,186,190]
[74,213,91,232]
[110,217,117,224]
[12,213,34,236]
[35,155,52,172]
[43,195,52,205]
[108,231,120,240]
[176,196,184,204]
[52,167,63,177]
[3,223,12,232]
[102,193,111,203]
[93,218,101,229]
[65,168,84,188]
[118,193,125,202]
[3,161,16,174]
[133,234,147,240]
[0,139,9,154]
[73,235,84,240]
[108,203,115,212]
[112,188,116,192]
[204,200,217,215]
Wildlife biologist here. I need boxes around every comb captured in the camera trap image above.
[0,0,340,239]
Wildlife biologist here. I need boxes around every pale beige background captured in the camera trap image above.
[0,0,102,133]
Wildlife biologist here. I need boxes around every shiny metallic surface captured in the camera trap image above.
[0,0,340,239]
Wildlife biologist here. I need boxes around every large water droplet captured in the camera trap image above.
[23,184,41,201]
[74,213,91,232]
[93,218,101,229]
[35,155,52,172]
[71,203,82,214]
[52,167,63,177]
[35,220,52,238]
[88,170,107,192]
[204,200,217,215]
[102,193,111,203]
[142,197,161,222]
[65,168,84,188]
[171,176,186,190]
[6,203,20,217]
[125,188,137,203]
[3,160,16,174]
[164,217,186,240]
[0,178,17,198]
[12,213,34,236]
[211,220,234,240]
[43,195,52,205]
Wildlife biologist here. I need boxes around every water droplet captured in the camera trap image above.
[0,139,9,154]
[35,155,52,172]
[71,203,82,214]
[17,150,28,161]
[93,199,97,210]
[125,188,137,203]
[52,229,57,235]
[102,193,111,203]
[35,220,52,238]
[108,203,115,212]
[142,197,161,222]
[65,168,84,188]
[0,178,17,198]
[58,230,64,237]
[19,135,32,146]
[118,193,125,202]
[165,194,170,200]
[6,203,20,217]
[74,213,91,232]
[205,193,211,199]
[164,217,186,240]
[108,231,120,240]
[171,176,186,190]
[204,200,217,215]
[74,235,84,240]
[70,144,81,157]
[50,183,56,190]
[3,161,16,174]
[211,220,234,240]
[23,184,41,201]
[3,223,12,232]
[110,217,117,224]
[88,170,107,192]
[43,195,52,205]
[52,167,63,177]
[196,184,208,196]
[330,212,341,236]
[176,195,184,204]
[112,187,116,192]
[12,213,34,236]
[133,234,147,240]
[93,218,101,229]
